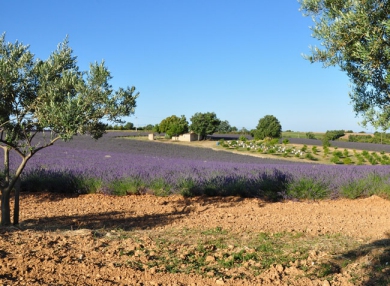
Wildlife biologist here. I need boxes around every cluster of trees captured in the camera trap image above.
[154,112,221,140]
[324,130,346,141]
[153,113,283,140]
[105,122,154,131]
[0,35,138,225]
[348,133,390,145]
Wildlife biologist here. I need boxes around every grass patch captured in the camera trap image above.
[107,227,379,282]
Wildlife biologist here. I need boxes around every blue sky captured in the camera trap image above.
[1,0,368,132]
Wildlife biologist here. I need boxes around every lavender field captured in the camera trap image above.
[3,132,390,200]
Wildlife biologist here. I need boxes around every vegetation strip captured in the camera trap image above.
[105,227,390,284]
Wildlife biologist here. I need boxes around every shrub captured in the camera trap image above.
[322,137,331,148]
[343,157,353,165]
[323,146,330,157]
[330,156,341,164]
[325,130,345,140]
[239,135,247,142]
[332,150,343,157]
[305,153,317,161]
[108,178,145,196]
[286,178,329,200]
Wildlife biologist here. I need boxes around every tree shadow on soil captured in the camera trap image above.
[343,236,390,286]
[17,208,192,232]
[318,234,390,286]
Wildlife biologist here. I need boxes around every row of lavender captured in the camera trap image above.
[2,133,390,200]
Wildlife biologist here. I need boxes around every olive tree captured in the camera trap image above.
[360,106,390,144]
[299,0,390,123]
[190,112,221,140]
[253,115,282,140]
[0,34,139,226]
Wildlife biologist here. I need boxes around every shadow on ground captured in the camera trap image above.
[17,208,192,232]
[315,234,390,285]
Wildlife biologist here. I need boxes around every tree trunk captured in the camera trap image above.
[1,147,11,226]
[1,155,29,226]
[13,177,20,225]
[1,188,11,226]
[3,147,9,184]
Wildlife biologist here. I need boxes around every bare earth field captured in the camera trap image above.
[1,193,390,285]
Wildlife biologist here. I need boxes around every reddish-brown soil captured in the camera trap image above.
[1,193,390,285]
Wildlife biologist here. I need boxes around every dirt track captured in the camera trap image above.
[1,193,390,285]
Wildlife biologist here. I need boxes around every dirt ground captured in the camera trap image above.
[1,193,390,285]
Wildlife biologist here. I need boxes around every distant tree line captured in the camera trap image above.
[106,113,287,141]
[106,122,154,131]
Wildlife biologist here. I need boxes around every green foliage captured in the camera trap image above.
[254,115,282,140]
[239,135,247,142]
[158,115,189,137]
[286,178,329,200]
[348,134,374,143]
[0,34,139,225]
[282,138,289,145]
[322,137,331,148]
[340,178,371,199]
[325,130,345,141]
[190,112,221,140]
[123,122,134,130]
[153,124,160,133]
[299,0,390,122]
[108,178,145,196]
[305,153,317,161]
[149,178,172,196]
[269,138,280,145]
[306,132,316,139]
[144,124,154,131]
[330,156,341,164]
[216,120,232,133]
[332,150,343,158]
[343,157,353,165]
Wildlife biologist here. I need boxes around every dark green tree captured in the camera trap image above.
[158,115,188,138]
[0,34,139,226]
[299,0,390,121]
[216,120,232,133]
[123,122,134,130]
[190,112,221,140]
[254,115,282,140]
[153,124,160,133]
[144,124,154,131]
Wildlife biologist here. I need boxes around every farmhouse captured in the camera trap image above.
[171,132,198,142]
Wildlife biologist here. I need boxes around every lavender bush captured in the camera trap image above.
[2,132,390,200]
